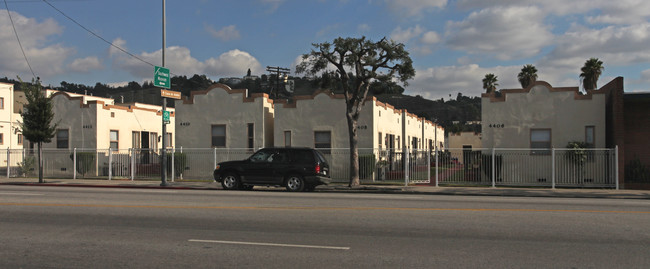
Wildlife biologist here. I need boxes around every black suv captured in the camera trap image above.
[213,147,331,192]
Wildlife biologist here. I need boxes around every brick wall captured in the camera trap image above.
[624,96,650,170]
[601,77,626,186]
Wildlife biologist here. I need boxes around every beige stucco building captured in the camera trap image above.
[174,84,274,149]
[482,81,606,149]
[273,90,444,150]
[447,132,482,164]
[481,80,614,185]
[0,83,23,150]
[46,90,174,150]
[0,83,24,169]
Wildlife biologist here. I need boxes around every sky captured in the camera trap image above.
[2,0,650,100]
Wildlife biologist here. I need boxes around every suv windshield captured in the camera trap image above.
[249,150,274,163]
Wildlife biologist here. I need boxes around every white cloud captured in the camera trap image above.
[391,25,425,43]
[405,64,521,99]
[586,0,650,25]
[384,0,447,17]
[457,0,650,25]
[421,31,441,45]
[106,81,130,88]
[69,56,102,72]
[204,49,263,77]
[357,24,371,33]
[111,40,262,80]
[0,10,73,78]
[391,25,440,55]
[109,38,127,57]
[206,25,241,41]
[641,69,650,83]
[455,0,604,16]
[445,6,553,60]
[541,23,650,70]
[317,24,342,37]
[259,0,285,13]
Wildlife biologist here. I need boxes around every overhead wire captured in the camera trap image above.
[4,0,37,79]
[41,0,158,69]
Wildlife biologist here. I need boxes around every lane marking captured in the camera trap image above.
[102,189,179,193]
[0,192,43,196]
[188,239,350,250]
[0,202,648,214]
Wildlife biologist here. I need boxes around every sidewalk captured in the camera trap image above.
[2,177,650,200]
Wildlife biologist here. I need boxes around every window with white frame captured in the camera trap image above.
[110,130,119,150]
[530,129,551,155]
[211,125,226,148]
[247,123,254,149]
[314,131,331,149]
[585,126,595,147]
[132,131,140,148]
[284,131,291,147]
[149,132,158,151]
[57,129,69,149]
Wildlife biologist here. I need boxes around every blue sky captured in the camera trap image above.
[2,0,650,100]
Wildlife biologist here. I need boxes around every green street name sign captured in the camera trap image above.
[154,66,170,89]
[162,110,170,124]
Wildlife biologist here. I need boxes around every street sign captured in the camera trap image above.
[162,110,170,124]
[154,66,170,89]
[160,89,181,99]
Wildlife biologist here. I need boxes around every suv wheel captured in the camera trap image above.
[285,175,305,192]
[221,173,240,190]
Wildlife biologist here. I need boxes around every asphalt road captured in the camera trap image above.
[1,185,649,269]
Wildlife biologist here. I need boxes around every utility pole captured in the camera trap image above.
[266,66,290,99]
[160,0,168,187]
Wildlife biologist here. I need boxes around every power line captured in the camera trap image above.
[41,0,158,69]
[4,0,37,79]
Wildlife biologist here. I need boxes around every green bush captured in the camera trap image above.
[167,152,188,177]
[359,154,376,180]
[70,152,95,177]
[566,141,589,166]
[18,156,35,177]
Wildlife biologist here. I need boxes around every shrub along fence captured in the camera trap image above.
[0,147,618,189]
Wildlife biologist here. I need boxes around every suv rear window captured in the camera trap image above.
[314,150,328,164]
[291,149,315,164]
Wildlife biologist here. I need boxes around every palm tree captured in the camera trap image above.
[517,64,538,88]
[482,73,499,93]
[579,58,604,91]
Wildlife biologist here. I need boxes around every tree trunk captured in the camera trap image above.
[38,142,44,183]
[346,108,360,187]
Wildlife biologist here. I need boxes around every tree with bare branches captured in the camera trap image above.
[296,37,415,187]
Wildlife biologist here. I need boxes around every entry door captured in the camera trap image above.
[141,131,150,164]
[462,145,473,166]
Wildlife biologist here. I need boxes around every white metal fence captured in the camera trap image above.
[1,147,618,189]
[435,148,618,189]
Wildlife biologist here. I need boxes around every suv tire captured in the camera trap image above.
[221,172,241,190]
[285,175,305,192]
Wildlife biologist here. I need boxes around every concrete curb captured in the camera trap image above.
[2,180,650,200]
